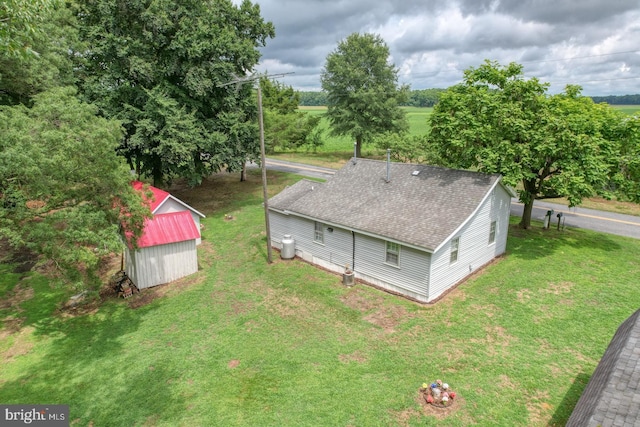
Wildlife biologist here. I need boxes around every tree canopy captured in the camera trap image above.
[0,0,78,105]
[260,78,321,153]
[76,0,275,186]
[429,60,635,228]
[0,87,149,287]
[321,32,408,157]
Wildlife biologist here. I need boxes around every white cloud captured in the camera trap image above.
[252,0,640,95]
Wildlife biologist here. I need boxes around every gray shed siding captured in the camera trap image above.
[429,185,511,300]
[155,198,203,244]
[125,239,198,289]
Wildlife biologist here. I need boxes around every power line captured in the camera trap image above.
[217,71,294,264]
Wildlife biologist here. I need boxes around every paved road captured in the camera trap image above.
[262,158,640,240]
[510,199,640,239]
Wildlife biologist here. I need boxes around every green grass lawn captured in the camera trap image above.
[1,169,640,426]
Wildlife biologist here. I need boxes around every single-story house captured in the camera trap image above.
[124,182,205,289]
[268,158,515,303]
[132,180,205,244]
[566,308,640,427]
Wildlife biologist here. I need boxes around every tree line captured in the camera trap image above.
[299,89,446,107]
[299,90,640,107]
[590,94,640,105]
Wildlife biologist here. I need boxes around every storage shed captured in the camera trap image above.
[268,158,515,303]
[132,181,205,244]
[125,183,204,289]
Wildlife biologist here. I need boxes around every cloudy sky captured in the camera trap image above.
[244,0,640,96]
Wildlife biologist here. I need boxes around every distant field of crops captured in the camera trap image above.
[612,105,640,115]
[297,104,638,156]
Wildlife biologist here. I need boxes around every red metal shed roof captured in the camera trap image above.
[132,181,170,212]
[136,211,200,248]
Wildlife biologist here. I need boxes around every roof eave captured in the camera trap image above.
[269,207,434,254]
[154,195,206,218]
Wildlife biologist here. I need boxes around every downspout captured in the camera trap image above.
[351,231,356,273]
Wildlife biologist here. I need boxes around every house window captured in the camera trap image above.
[314,221,324,244]
[386,241,400,266]
[450,237,460,264]
[489,221,497,244]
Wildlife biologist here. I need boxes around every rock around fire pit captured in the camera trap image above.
[419,379,457,408]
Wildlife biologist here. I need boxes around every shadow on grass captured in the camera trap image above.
[168,169,300,219]
[506,219,623,261]
[548,372,590,426]
[0,288,187,425]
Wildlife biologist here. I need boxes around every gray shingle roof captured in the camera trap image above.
[566,309,640,427]
[269,159,504,251]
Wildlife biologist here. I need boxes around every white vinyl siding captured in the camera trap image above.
[429,185,512,301]
[270,212,352,270]
[355,234,430,302]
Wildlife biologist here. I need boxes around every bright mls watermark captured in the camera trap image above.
[1,405,68,426]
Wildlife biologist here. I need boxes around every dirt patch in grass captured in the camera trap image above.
[0,282,34,339]
[363,304,413,333]
[390,406,422,427]
[340,288,383,312]
[0,239,39,273]
[543,281,574,295]
[470,325,516,357]
[517,288,533,303]
[0,282,34,312]
[526,390,554,426]
[2,325,35,361]
[228,359,240,369]
[261,285,326,319]
[340,287,416,333]
[338,350,367,364]
[416,390,463,420]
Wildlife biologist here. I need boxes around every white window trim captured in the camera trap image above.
[314,221,324,245]
[385,241,401,267]
[488,221,497,245]
[450,237,460,264]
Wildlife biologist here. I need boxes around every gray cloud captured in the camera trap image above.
[248,0,640,95]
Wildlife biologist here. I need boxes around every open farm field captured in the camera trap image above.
[612,105,640,115]
[1,169,640,426]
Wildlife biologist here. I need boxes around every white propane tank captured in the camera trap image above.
[281,234,295,259]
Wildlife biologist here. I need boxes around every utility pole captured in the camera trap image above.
[256,82,272,263]
[218,72,293,264]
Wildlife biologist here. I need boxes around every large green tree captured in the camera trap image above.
[321,33,408,158]
[0,87,149,288]
[429,60,631,228]
[260,78,321,153]
[0,0,53,58]
[1,1,78,105]
[76,0,274,186]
